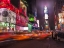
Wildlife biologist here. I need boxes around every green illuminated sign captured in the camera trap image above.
[0,22,9,27]
[29,14,34,21]
[29,17,34,21]
[10,23,15,28]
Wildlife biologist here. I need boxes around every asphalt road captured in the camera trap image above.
[0,38,64,48]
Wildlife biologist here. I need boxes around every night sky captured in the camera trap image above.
[10,0,20,8]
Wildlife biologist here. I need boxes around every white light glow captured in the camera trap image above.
[45,20,48,24]
[58,13,62,18]
[44,6,48,13]
[44,6,47,10]
[45,14,48,19]
[20,27,28,30]
[37,20,39,27]
[59,19,62,23]
[7,27,9,29]
[2,22,5,25]
[44,9,47,13]
[24,27,28,30]
[55,26,57,29]
[62,19,64,23]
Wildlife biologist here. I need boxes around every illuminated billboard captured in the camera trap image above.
[0,8,16,24]
[45,14,48,19]
[9,10,16,24]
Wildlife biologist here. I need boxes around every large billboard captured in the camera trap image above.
[0,8,9,22]
[9,10,16,24]
[0,8,16,24]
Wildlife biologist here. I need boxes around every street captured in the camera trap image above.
[0,38,64,48]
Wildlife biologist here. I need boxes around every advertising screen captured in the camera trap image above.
[9,10,16,24]
[45,14,48,19]
[0,8,16,24]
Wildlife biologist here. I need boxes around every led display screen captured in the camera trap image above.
[45,14,48,19]
[9,10,16,24]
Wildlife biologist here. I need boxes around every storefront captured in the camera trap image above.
[0,22,9,32]
[10,23,15,32]
[58,12,64,30]
[15,0,28,32]
[0,8,16,32]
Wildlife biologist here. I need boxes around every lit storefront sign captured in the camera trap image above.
[58,13,64,24]
[0,8,16,32]
[37,20,39,27]
[44,6,48,14]
[58,12,64,30]
[10,10,16,24]
[44,6,49,29]
[45,14,48,19]
[0,8,16,23]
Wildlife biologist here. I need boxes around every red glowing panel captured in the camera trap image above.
[2,0,10,4]
[19,8,22,13]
